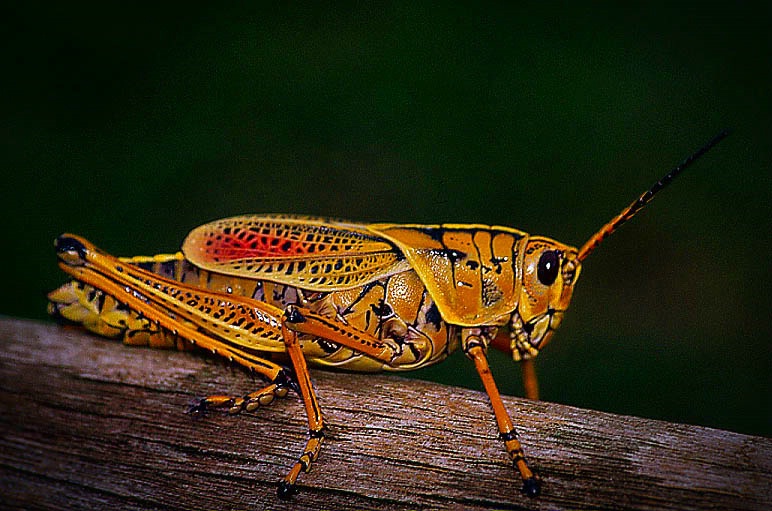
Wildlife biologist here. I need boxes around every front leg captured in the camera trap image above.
[463,329,541,497]
[283,309,542,496]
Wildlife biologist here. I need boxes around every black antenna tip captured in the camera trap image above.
[714,128,732,141]
[577,129,730,261]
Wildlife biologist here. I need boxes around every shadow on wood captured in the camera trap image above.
[0,318,769,510]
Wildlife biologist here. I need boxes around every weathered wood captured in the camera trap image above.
[0,318,769,510]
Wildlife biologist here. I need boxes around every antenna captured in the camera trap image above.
[577,130,730,262]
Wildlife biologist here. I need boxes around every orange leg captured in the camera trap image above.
[521,359,540,401]
[464,338,540,497]
[61,258,312,497]
[275,310,326,499]
[275,306,544,497]
[273,304,407,498]
[189,383,292,416]
[281,304,400,363]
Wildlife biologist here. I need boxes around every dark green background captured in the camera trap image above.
[3,3,770,436]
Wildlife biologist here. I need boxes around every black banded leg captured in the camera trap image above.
[188,381,294,416]
[277,309,327,499]
[278,427,326,499]
[465,339,540,497]
[499,429,540,497]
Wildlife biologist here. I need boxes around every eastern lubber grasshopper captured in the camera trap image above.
[48,131,728,499]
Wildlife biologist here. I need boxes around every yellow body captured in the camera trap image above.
[49,216,583,498]
[51,216,582,370]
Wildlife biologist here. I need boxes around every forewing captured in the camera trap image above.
[182,216,409,291]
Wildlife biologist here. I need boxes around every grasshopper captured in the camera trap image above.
[48,131,727,499]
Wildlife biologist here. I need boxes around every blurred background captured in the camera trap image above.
[2,3,769,437]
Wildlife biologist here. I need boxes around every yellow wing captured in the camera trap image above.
[182,215,410,291]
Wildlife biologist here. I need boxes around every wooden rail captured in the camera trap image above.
[0,318,769,510]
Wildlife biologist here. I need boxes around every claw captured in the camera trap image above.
[276,368,301,395]
[186,398,208,416]
[521,477,540,497]
[277,480,298,499]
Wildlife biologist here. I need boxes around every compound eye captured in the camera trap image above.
[537,250,560,286]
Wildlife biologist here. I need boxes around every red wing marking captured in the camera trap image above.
[182,216,410,291]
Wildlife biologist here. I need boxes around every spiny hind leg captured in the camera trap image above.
[53,237,324,497]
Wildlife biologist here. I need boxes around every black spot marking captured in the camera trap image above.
[369,301,393,318]
[445,249,465,263]
[424,227,445,243]
[315,339,338,354]
[425,302,442,330]
[136,261,154,271]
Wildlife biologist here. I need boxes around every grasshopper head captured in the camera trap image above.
[498,131,729,361]
[503,238,581,360]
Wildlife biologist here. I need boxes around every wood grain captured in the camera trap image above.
[0,318,769,510]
